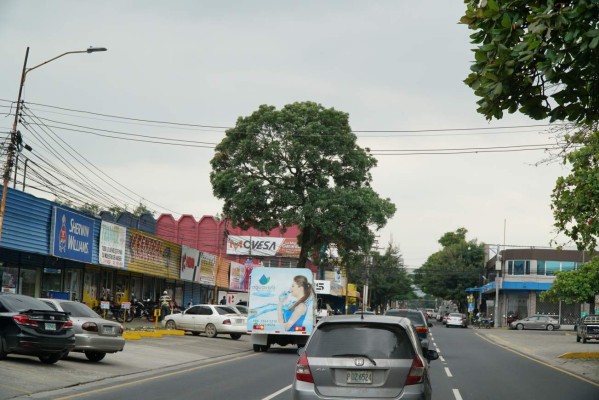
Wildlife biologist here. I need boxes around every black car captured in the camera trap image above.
[384,308,432,350]
[0,293,75,364]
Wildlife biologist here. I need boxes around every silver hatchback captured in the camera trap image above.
[292,315,438,400]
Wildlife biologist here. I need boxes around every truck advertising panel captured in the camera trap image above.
[248,267,315,335]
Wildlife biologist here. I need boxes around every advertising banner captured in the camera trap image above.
[180,245,201,282]
[247,267,314,334]
[226,235,301,258]
[229,261,247,291]
[198,252,216,285]
[99,221,127,268]
[50,206,94,263]
[126,229,181,278]
[314,280,331,295]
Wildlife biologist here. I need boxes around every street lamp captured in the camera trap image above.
[0,46,107,240]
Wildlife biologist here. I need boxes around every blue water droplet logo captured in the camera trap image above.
[259,274,270,285]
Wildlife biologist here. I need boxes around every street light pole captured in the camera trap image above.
[0,46,107,240]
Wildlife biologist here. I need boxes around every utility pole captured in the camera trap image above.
[0,47,29,241]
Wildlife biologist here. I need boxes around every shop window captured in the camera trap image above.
[41,267,63,298]
[64,269,82,301]
[1,266,18,294]
[84,269,101,308]
[561,261,577,272]
[20,267,38,297]
[537,260,578,276]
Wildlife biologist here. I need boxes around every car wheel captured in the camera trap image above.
[516,324,524,330]
[546,324,554,331]
[205,323,217,338]
[230,333,242,340]
[191,331,200,336]
[0,337,7,360]
[39,353,62,364]
[576,335,581,342]
[61,351,70,360]
[583,336,588,344]
[253,344,261,352]
[85,351,106,362]
[165,320,177,330]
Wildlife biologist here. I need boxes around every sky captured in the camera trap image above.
[0,1,575,267]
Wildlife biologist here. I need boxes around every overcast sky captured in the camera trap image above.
[0,1,574,267]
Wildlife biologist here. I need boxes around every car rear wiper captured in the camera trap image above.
[332,353,377,366]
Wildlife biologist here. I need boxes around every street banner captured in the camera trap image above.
[180,245,200,282]
[226,235,301,257]
[229,261,247,291]
[198,252,216,285]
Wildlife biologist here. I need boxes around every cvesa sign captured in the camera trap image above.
[314,280,331,295]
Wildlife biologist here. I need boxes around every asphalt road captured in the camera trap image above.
[2,320,599,399]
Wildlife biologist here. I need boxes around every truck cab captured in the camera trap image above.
[576,314,599,343]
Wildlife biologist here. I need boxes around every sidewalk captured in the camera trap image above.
[474,327,599,384]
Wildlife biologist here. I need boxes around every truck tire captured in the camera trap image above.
[253,344,261,352]
[583,336,588,344]
[260,344,270,352]
[576,335,581,342]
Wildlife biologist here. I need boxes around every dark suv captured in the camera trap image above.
[291,314,439,399]
[384,309,432,350]
[0,293,75,364]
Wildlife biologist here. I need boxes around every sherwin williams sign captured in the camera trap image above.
[226,235,301,257]
[50,206,94,263]
[99,221,127,268]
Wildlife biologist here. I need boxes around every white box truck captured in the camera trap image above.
[247,267,315,352]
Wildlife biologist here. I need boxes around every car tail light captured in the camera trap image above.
[295,353,314,383]
[415,326,428,334]
[82,322,98,332]
[222,319,231,325]
[63,320,73,329]
[12,314,39,327]
[253,324,265,330]
[405,355,426,385]
[118,326,124,334]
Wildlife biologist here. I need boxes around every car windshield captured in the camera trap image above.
[449,313,462,317]
[307,322,415,360]
[59,301,100,318]
[385,310,425,326]
[215,306,238,315]
[0,295,53,312]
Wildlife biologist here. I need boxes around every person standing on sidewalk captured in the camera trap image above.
[159,290,172,321]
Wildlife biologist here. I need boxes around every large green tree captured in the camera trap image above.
[461,1,599,251]
[540,257,599,304]
[413,228,484,312]
[210,101,396,268]
[368,244,415,310]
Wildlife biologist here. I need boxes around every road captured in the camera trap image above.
[2,322,599,399]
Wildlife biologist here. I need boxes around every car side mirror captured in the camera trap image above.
[425,349,439,361]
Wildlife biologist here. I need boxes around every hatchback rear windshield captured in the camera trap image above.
[307,322,415,359]
[384,310,425,326]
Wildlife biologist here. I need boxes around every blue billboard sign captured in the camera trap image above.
[50,206,94,263]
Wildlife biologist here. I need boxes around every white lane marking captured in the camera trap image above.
[453,388,463,400]
[439,355,446,362]
[262,384,292,400]
[444,367,453,377]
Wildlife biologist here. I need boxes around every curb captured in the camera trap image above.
[123,328,185,340]
[558,352,599,359]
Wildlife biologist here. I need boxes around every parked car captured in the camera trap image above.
[576,314,599,343]
[0,293,75,364]
[162,304,247,339]
[40,298,125,362]
[445,312,468,328]
[291,314,439,400]
[384,308,431,349]
[510,315,560,331]
[354,310,375,316]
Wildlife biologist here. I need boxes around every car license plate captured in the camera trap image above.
[235,319,244,324]
[347,370,372,384]
[102,326,115,335]
[45,322,56,331]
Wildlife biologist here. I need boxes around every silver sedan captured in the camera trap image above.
[510,315,560,331]
[40,298,125,362]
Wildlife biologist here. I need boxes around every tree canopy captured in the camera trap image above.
[210,101,396,268]
[461,1,599,123]
[413,228,484,312]
[461,1,599,251]
[540,257,599,304]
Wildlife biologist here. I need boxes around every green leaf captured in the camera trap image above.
[590,36,599,50]
[585,29,599,38]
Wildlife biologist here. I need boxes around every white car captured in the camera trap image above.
[445,312,468,328]
[162,304,247,339]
